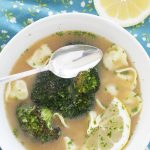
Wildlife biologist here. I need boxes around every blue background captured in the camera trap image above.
[0,0,150,149]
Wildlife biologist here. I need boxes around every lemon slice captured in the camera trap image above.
[123,91,143,117]
[94,0,150,27]
[84,98,131,150]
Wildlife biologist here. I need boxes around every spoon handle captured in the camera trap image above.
[0,66,49,84]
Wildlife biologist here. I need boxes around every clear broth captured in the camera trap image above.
[5,31,140,150]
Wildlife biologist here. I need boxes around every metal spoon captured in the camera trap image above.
[0,44,103,83]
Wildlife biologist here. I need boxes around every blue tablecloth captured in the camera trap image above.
[0,0,150,149]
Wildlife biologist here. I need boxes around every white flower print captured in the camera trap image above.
[11,1,24,9]
[48,11,54,16]
[9,17,16,23]
[1,44,6,50]
[147,43,150,48]
[81,1,85,8]
[35,9,40,13]
[142,37,146,41]
[28,18,34,23]
[88,0,92,3]
[70,0,73,5]
[133,34,137,37]
[1,30,7,33]
[13,4,17,8]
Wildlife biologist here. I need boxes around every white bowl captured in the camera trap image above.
[0,13,150,150]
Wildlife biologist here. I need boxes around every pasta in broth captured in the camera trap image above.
[5,31,142,150]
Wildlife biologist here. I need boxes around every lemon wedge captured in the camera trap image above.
[83,98,131,150]
[94,0,150,27]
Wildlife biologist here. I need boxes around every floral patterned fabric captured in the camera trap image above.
[0,0,150,149]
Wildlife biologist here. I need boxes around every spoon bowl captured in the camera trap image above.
[50,44,103,78]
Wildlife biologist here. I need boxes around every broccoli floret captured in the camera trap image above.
[31,67,100,118]
[16,105,61,143]
[59,93,95,118]
[74,68,100,94]
[31,71,72,108]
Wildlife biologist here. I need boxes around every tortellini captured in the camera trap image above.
[105,84,118,96]
[53,113,69,128]
[96,99,106,110]
[103,45,128,71]
[64,136,77,150]
[122,91,142,117]
[5,80,28,101]
[87,111,101,135]
[115,67,137,90]
[27,44,52,68]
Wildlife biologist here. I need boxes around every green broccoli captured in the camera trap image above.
[58,92,95,118]
[16,105,61,143]
[31,71,73,109]
[31,67,100,118]
[74,67,100,94]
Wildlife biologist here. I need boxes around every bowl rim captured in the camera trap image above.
[1,12,150,62]
[0,13,150,150]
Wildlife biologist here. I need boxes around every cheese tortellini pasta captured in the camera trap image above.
[122,91,142,117]
[27,44,52,68]
[64,136,77,150]
[96,99,106,110]
[103,45,128,71]
[53,113,69,128]
[105,84,118,96]
[115,67,137,90]
[5,80,28,101]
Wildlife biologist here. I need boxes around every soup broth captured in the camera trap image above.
[5,31,140,150]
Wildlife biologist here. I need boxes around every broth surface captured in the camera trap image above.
[5,31,140,150]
